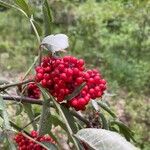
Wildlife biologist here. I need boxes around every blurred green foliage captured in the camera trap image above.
[0,0,149,149]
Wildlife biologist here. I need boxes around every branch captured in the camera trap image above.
[1,95,43,105]
[0,79,34,91]
[1,95,90,126]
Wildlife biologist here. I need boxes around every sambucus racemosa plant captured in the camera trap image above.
[0,0,138,150]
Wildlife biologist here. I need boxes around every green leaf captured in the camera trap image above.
[0,0,12,8]
[24,103,37,130]
[60,105,78,133]
[110,120,133,134]
[98,101,117,118]
[47,131,59,146]
[15,0,32,17]
[50,115,67,132]
[65,82,86,101]
[32,20,42,36]
[0,96,16,150]
[38,86,52,136]
[75,128,138,150]
[42,0,53,35]
[99,113,109,130]
[41,88,80,150]
[41,142,57,150]
[110,120,135,142]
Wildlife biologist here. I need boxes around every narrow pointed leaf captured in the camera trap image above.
[60,105,78,133]
[38,86,52,136]
[50,115,67,132]
[32,20,42,36]
[41,142,57,150]
[0,0,12,8]
[98,101,116,118]
[15,0,32,17]
[24,103,37,130]
[99,113,109,130]
[110,120,135,141]
[40,88,80,150]
[65,82,86,101]
[42,0,53,35]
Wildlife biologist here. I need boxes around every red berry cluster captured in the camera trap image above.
[68,69,106,111]
[14,130,55,150]
[27,83,40,99]
[35,56,106,111]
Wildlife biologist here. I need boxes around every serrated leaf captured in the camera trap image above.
[38,86,52,136]
[65,82,86,101]
[40,88,80,150]
[47,131,59,146]
[110,120,133,134]
[15,0,32,17]
[41,142,57,150]
[50,115,67,132]
[75,128,138,150]
[60,105,78,133]
[98,101,117,118]
[24,103,37,130]
[42,0,53,35]
[32,20,42,36]
[110,120,135,142]
[0,0,12,8]
[99,113,109,130]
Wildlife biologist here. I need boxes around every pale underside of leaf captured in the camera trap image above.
[75,128,138,150]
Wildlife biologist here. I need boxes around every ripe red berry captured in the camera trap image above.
[14,131,55,150]
[37,73,43,81]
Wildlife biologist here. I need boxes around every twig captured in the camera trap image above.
[9,121,30,136]
[0,79,34,91]
[1,95,90,126]
[1,95,43,105]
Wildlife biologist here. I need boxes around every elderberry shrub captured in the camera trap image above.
[35,56,106,111]
[14,130,55,150]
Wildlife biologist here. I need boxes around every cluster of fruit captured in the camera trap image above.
[35,55,106,111]
[27,83,40,99]
[14,130,55,150]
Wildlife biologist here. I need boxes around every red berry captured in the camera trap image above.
[41,79,47,87]
[77,59,84,66]
[37,73,43,80]
[76,77,83,85]
[14,131,55,150]
[60,73,67,81]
